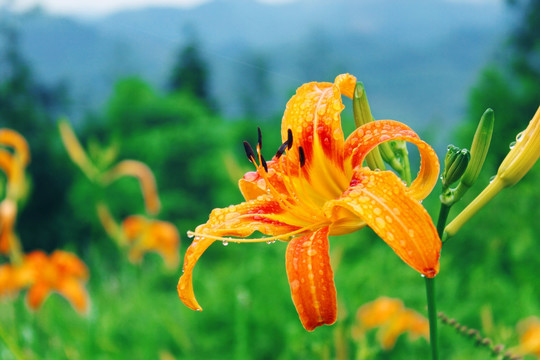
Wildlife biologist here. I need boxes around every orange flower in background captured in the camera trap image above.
[177,74,441,331]
[18,250,90,314]
[122,215,180,269]
[0,199,17,254]
[0,129,30,167]
[0,129,30,200]
[103,160,161,215]
[0,263,24,296]
[353,297,429,350]
[516,316,540,358]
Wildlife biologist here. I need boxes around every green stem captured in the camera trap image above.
[437,203,451,239]
[425,277,439,360]
[426,198,452,359]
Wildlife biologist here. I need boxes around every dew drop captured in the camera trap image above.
[489,175,496,183]
[509,141,516,149]
[222,241,229,246]
[516,131,524,142]
[188,233,194,239]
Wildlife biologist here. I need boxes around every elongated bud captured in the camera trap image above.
[353,82,386,171]
[460,108,494,188]
[497,106,540,186]
[444,106,540,241]
[442,145,470,188]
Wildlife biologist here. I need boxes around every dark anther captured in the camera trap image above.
[275,141,288,159]
[243,141,256,163]
[287,129,293,150]
[257,127,263,150]
[261,154,268,172]
[298,146,306,167]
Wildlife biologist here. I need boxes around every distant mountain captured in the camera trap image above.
[10,0,513,140]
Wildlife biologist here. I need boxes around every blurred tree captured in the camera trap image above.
[465,0,540,164]
[238,51,272,120]
[168,32,212,107]
[0,21,73,252]
[71,77,240,241]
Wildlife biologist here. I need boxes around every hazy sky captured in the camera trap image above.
[11,0,499,16]
[11,0,297,16]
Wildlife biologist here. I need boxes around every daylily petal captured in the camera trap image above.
[356,297,404,331]
[345,120,440,201]
[56,277,90,314]
[285,227,337,331]
[26,282,51,310]
[280,74,356,199]
[0,199,17,254]
[0,128,30,166]
[325,168,440,277]
[194,196,303,239]
[178,198,304,311]
[103,160,161,215]
[177,235,214,311]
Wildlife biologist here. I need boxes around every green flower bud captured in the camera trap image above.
[442,145,470,188]
[353,82,385,171]
[460,108,494,188]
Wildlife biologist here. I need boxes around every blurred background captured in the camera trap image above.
[0,0,539,358]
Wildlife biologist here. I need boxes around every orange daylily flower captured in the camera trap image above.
[122,215,180,269]
[516,316,540,358]
[18,250,90,314]
[177,74,441,331]
[353,297,429,350]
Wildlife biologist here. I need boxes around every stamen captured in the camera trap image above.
[260,154,268,172]
[275,141,288,159]
[243,141,256,163]
[298,146,306,167]
[287,129,293,150]
[257,127,263,150]
[186,220,329,243]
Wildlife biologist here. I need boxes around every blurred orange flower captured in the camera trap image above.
[516,316,540,358]
[0,128,30,167]
[178,74,441,331]
[0,199,17,254]
[353,296,429,350]
[122,215,180,269]
[104,160,161,215]
[0,129,30,200]
[0,262,24,296]
[18,250,90,314]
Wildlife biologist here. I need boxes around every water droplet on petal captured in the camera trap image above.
[516,131,524,142]
[509,141,516,149]
[222,241,229,246]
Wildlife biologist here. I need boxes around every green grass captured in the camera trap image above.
[1,213,538,360]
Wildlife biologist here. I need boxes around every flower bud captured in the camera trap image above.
[353,82,386,171]
[497,106,540,187]
[460,108,494,188]
[442,145,470,188]
[444,106,540,240]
